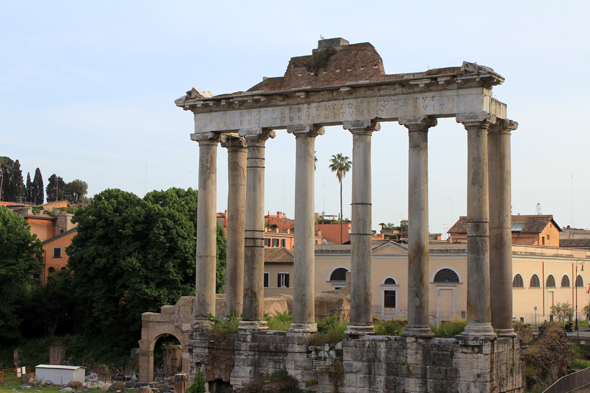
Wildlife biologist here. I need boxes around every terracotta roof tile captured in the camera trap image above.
[560,239,590,248]
[512,237,538,245]
[264,248,294,263]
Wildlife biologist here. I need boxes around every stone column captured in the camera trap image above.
[343,120,380,336]
[238,128,275,330]
[489,119,518,337]
[399,116,437,338]
[456,112,497,341]
[191,132,220,326]
[221,135,248,317]
[287,124,325,333]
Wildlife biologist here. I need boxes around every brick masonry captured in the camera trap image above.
[187,331,524,393]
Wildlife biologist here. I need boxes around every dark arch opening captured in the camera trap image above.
[152,334,182,382]
[512,274,524,288]
[330,268,348,281]
[546,275,556,288]
[384,277,396,285]
[433,269,459,283]
[530,274,541,288]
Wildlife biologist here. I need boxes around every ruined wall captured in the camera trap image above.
[188,331,524,393]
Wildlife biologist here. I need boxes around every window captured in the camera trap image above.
[546,275,556,288]
[278,273,289,288]
[512,274,524,288]
[53,247,62,258]
[264,273,269,288]
[547,234,550,240]
[264,238,270,247]
[48,267,55,273]
[530,274,541,288]
[281,239,286,248]
[561,275,571,288]
[384,278,396,285]
[272,238,280,248]
[330,268,348,281]
[433,268,460,283]
[576,275,584,288]
[384,290,396,308]
[542,237,545,245]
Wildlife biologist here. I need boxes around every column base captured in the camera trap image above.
[496,328,517,338]
[455,322,497,343]
[288,322,318,333]
[238,320,268,331]
[345,324,375,337]
[401,325,434,338]
[192,318,213,331]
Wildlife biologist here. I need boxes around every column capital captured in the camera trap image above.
[238,128,276,143]
[398,115,438,131]
[343,119,380,134]
[456,111,497,129]
[220,134,247,149]
[287,124,325,137]
[488,118,518,134]
[190,132,221,144]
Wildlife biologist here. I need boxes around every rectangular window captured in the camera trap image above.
[542,237,545,245]
[272,238,280,248]
[547,234,550,240]
[281,239,286,248]
[264,273,269,288]
[264,238,270,247]
[53,247,62,258]
[384,290,396,308]
[278,273,290,288]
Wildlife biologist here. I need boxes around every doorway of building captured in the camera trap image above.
[437,287,455,321]
[152,334,182,381]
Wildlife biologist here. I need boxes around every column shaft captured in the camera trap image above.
[222,136,248,317]
[239,128,275,330]
[489,119,518,336]
[288,125,324,333]
[193,135,219,324]
[343,120,379,336]
[457,113,496,341]
[400,116,436,338]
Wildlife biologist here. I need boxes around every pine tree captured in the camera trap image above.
[46,174,66,202]
[33,168,44,205]
[26,173,32,203]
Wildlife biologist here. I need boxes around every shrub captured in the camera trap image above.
[208,313,240,334]
[265,311,292,331]
[430,319,467,338]
[374,319,405,336]
[67,381,83,390]
[308,315,348,347]
[108,382,126,392]
[186,372,205,393]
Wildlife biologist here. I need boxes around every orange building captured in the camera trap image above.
[448,214,561,247]
[40,228,77,283]
[265,211,294,230]
[315,222,351,244]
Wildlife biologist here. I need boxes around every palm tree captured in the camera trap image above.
[329,153,352,243]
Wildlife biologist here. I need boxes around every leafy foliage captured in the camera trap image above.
[186,372,206,393]
[0,158,25,202]
[63,179,88,204]
[46,174,66,202]
[0,206,43,343]
[550,302,573,322]
[32,168,44,205]
[265,311,292,330]
[329,153,352,243]
[67,187,226,353]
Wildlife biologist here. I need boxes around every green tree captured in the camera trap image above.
[329,153,352,244]
[32,168,44,205]
[550,302,573,323]
[216,222,227,293]
[46,174,65,202]
[0,206,43,342]
[26,173,32,203]
[67,187,226,352]
[64,179,88,204]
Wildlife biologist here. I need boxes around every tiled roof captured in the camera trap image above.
[512,237,538,245]
[560,239,590,248]
[449,215,561,234]
[264,248,294,263]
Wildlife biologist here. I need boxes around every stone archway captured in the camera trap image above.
[138,297,194,383]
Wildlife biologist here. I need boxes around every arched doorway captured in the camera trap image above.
[152,334,183,381]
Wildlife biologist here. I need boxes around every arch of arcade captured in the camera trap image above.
[172,38,522,392]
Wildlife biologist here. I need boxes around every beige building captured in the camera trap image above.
[263,240,590,325]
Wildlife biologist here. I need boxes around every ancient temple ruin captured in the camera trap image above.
[143,38,523,392]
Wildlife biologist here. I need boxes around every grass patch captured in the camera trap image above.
[265,311,292,331]
[572,359,590,370]
[374,319,405,336]
[308,315,347,347]
[430,319,467,338]
[207,313,240,334]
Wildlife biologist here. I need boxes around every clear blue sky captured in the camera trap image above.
[2,1,589,235]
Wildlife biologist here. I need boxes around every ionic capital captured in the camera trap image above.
[190,132,221,144]
[238,128,276,144]
[287,124,325,138]
[488,119,518,135]
[220,134,247,149]
[343,119,381,135]
[456,111,497,130]
[398,115,437,132]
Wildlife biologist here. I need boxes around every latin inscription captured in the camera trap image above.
[195,91,495,133]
